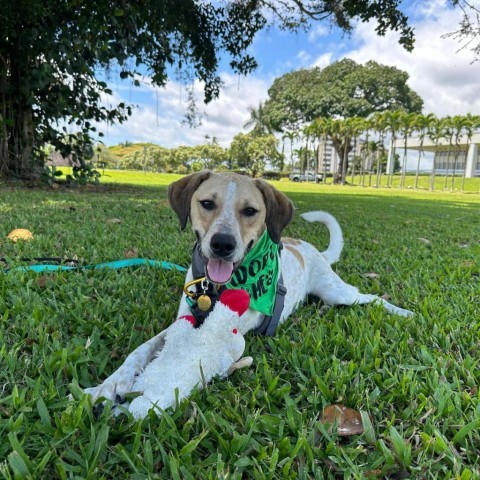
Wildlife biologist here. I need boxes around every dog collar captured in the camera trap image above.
[188,231,286,335]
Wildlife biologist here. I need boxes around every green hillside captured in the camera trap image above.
[108,142,159,158]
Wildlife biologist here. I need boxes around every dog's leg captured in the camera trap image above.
[84,329,169,403]
[227,356,253,376]
[345,293,413,317]
[310,262,413,317]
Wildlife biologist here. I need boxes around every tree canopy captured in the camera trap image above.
[1,0,423,179]
[263,59,424,132]
[229,132,283,177]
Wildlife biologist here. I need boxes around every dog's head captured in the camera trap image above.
[168,171,294,284]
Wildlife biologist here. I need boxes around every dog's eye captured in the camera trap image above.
[199,200,215,211]
[242,207,258,217]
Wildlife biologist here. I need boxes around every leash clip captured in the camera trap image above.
[197,279,212,311]
[183,276,206,297]
[183,276,212,312]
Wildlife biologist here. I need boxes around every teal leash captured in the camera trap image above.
[4,258,187,273]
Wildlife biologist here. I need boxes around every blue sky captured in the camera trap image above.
[95,0,480,159]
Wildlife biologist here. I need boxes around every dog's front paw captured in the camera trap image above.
[128,395,154,419]
[227,356,253,376]
[391,305,414,317]
[83,368,136,404]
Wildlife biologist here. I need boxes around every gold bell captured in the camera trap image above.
[197,294,212,311]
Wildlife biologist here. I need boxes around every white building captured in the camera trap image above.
[388,133,480,177]
[317,138,364,174]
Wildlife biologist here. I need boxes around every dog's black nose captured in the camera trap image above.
[210,233,236,257]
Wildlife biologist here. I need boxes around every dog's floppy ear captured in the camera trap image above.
[254,178,294,243]
[168,171,212,229]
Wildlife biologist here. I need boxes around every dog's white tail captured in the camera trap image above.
[300,211,344,264]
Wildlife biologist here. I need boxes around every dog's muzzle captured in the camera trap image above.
[210,233,237,258]
[206,233,237,284]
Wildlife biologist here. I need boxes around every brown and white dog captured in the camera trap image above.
[85,171,412,404]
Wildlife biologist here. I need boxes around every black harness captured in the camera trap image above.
[188,242,287,336]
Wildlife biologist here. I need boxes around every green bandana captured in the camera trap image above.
[226,230,280,315]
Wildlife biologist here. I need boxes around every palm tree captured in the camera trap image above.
[359,117,373,187]
[414,113,437,190]
[346,117,366,185]
[450,115,470,191]
[322,117,362,185]
[361,139,382,186]
[370,112,389,187]
[398,112,418,189]
[310,118,332,184]
[326,119,347,184]
[282,130,299,174]
[427,117,445,192]
[360,141,370,185]
[243,102,273,137]
[382,110,403,187]
[442,117,454,190]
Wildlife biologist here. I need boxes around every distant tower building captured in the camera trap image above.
[317,138,364,174]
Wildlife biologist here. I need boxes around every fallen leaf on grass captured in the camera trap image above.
[36,275,56,288]
[107,218,122,224]
[417,237,431,244]
[7,228,34,242]
[363,272,380,279]
[364,470,383,478]
[124,247,138,258]
[320,404,364,436]
[85,337,92,349]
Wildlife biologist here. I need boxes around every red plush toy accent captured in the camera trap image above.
[178,315,197,327]
[177,289,250,327]
[218,289,250,316]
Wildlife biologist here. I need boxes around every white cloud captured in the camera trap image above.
[312,52,333,69]
[99,73,270,148]
[342,0,480,117]
[296,50,312,65]
[308,24,330,42]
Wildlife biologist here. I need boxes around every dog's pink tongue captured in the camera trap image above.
[207,259,234,284]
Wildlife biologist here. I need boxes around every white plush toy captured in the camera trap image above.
[127,289,251,419]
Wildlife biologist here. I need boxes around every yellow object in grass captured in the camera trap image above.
[7,228,33,242]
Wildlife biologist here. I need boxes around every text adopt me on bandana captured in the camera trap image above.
[226,230,280,316]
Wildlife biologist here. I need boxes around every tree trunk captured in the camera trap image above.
[0,65,10,176]
[0,51,39,179]
[340,143,348,185]
[332,138,352,184]
[429,138,439,192]
[414,149,422,190]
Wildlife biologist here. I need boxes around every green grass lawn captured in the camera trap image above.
[65,167,480,194]
[0,174,479,479]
